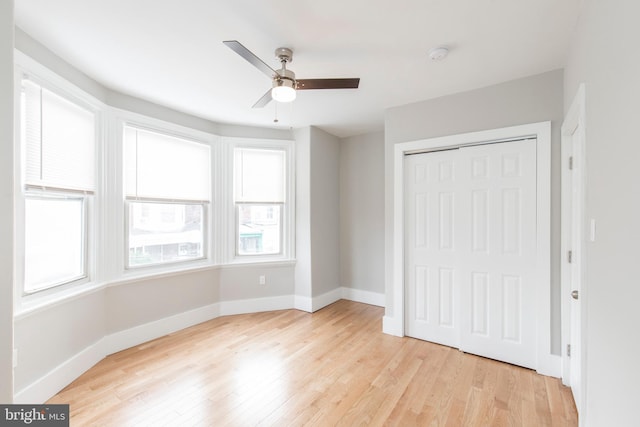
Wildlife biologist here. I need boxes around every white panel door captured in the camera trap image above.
[405,139,538,369]
[404,148,462,348]
[458,139,537,368]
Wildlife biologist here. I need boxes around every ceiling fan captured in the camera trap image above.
[223,40,360,108]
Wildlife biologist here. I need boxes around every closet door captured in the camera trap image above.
[404,148,463,349]
[404,139,538,369]
[458,139,537,368]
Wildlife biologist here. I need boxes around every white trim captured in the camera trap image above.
[311,288,343,312]
[341,287,385,307]
[382,315,404,337]
[223,137,296,265]
[561,83,587,422]
[13,340,104,404]
[103,303,221,355]
[389,122,555,375]
[294,295,312,312]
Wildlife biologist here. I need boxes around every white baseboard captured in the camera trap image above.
[294,295,312,312]
[382,315,403,337]
[13,341,104,404]
[104,303,221,355]
[219,295,294,316]
[341,287,385,307]
[537,353,562,378]
[311,288,343,312]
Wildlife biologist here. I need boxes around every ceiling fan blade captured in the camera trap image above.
[252,88,273,108]
[223,40,278,79]
[296,78,360,90]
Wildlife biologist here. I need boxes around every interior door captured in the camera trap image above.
[404,138,538,369]
[568,121,584,411]
[404,148,462,349]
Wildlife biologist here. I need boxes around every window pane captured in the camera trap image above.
[234,148,285,202]
[128,202,205,267]
[237,205,281,255]
[22,79,95,191]
[24,196,85,293]
[124,127,210,201]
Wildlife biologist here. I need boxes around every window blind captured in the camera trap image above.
[234,148,285,203]
[124,126,211,201]
[22,79,96,192]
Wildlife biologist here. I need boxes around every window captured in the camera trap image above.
[20,78,95,293]
[234,147,286,256]
[124,126,210,268]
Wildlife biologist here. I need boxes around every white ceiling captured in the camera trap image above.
[14,0,579,138]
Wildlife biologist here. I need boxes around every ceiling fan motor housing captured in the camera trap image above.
[274,68,296,87]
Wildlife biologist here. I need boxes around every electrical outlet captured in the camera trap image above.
[259,275,266,285]
[13,349,17,368]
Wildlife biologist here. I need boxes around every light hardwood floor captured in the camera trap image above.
[48,300,577,426]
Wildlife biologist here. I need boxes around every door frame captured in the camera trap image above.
[385,121,555,376]
[561,84,586,420]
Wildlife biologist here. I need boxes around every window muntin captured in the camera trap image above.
[123,126,211,268]
[20,77,95,294]
[234,147,286,257]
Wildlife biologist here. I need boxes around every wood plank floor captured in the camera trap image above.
[48,300,577,426]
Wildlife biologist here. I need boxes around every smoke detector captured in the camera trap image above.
[428,46,449,61]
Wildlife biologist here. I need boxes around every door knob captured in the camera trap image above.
[571,290,579,300]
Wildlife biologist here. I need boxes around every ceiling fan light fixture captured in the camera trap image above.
[271,78,296,103]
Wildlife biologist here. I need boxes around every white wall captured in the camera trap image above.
[564,0,640,425]
[384,70,564,353]
[340,131,385,294]
[0,0,14,403]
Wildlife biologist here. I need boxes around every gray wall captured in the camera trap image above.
[14,291,105,393]
[309,127,341,297]
[294,127,312,299]
[0,0,14,403]
[294,126,342,302]
[384,70,564,354]
[564,0,640,424]
[106,271,219,334]
[339,131,385,294]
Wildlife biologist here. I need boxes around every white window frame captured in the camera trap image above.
[14,52,103,306]
[226,138,295,263]
[116,117,216,276]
